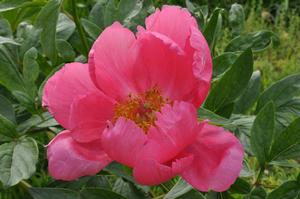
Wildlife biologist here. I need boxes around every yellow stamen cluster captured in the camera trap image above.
[114,88,169,132]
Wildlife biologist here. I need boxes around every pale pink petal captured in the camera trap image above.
[181,124,244,192]
[42,63,98,129]
[47,131,111,181]
[101,118,147,167]
[143,6,197,49]
[139,101,203,163]
[89,22,137,100]
[133,153,194,185]
[69,92,115,143]
[133,32,200,102]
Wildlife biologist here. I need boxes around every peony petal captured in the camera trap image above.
[42,63,98,129]
[133,32,200,102]
[143,5,197,49]
[133,153,194,185]
[184,26,212,107]
[69,92,115,143]
[139,101,202,163]
[181,124,244,192]
[89,22,137,100]
[101,118,147,167]
[47,131,111,181]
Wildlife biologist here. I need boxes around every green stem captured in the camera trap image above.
[254,167,265,186]
[70,0,89,57]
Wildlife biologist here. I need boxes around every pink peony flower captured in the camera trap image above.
[43,5,244,192]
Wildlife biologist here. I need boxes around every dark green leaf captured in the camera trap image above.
[204,49,253,113]
[276,98,300,128]
[203,8,223,51]
[251,102,275,166]
[0,114,17,138]
[256,74,300,112]
[0,137,38,186]
[270,117,300,160]
[0,95,15,123]
[80,188,126,199]
[113,178,148,199]
[229,178,251,194]
[229,3,245,36]
[206,192,233,199]
[267,181,300,199]
[234,71,261,114]
[244,187,267,199]
[225,31,279,52]
[12,91,35,113]
[212,52,239,78]
[29,188,79,199]
[0,0,31,12]
[35,0,61,64]
[118,0,143,28]
[0,46,25,92]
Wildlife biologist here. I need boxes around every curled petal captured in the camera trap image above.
[47,131,111,181]
[89,22,137,100]
[133,153,194,185]
[101,118,147,167]
[69,92,115,142]
[42,63,98,129]
[181,124,244,192]
[139,101,202,163]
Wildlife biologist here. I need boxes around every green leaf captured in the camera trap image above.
[229,178,251,194]
[0,137,38,187]
[12,91,35,113]
[270,117,300,160]
[56,39,75,62]
[0,0,31,12]
[103,0,118,27]
[118,0,143,28]
[17,112,58,134]
[80,188,126,199]
[0,18,12,37]
[81,18,102,40]
[250,102,275,166]
[228,3,245,36]
[89,0,107,29]
[225,31,279,52]
[256,73,300,112]
[0,36,19,45]
[0,114,17,138]
[234,70,261,114]
[29,188,79,199]
[267,181,300,199]
[0,95,15,123]
[113,178,148,199]
[35,0,61,65]
[244,187,267,199]
[276,98,300,128]
[23,47,39,98]
[212,52,239,78]
[56,13,76,40]
[204,49,253,114]
[0,46,25,92]
[206,192,232,199]
[17,22,40,57]
[203,8,223,51]
[164,178,192,199]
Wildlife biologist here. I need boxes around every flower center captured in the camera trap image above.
[114,88,170,132]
